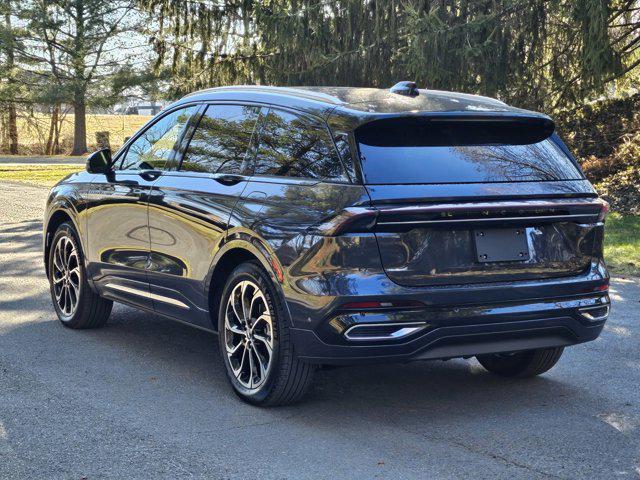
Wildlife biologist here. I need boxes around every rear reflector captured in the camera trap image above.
[339,300,425,311]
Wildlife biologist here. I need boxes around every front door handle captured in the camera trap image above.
[139,170,162,181]
[213,173,244,186]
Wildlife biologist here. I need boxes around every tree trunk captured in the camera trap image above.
[71,92,87,155]
[6,103,18,155]
[45,104,60,155]
[4,6,18,154]
[53,105,62,154]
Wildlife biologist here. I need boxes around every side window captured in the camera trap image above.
[254,109,347,181]
[119,106,197,171]
[180,104,260,174]
[333,132,357,182]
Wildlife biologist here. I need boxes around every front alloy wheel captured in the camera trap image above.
[48,222,112,329]
[51,234,81,319]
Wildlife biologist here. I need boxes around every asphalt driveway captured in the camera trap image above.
[0,180,638,479]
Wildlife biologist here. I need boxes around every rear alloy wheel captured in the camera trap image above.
[476,347,564,378]
[218,261,315,406]
[224,280,274,390]
[48,222,112,329]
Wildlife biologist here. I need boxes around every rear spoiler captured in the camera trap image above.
[354,113,555,147]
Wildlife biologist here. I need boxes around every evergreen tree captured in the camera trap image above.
[141,0,640,112]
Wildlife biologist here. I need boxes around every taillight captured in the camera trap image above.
[596,198,610,222]
[312,207,377,236]
[593,281,609,292]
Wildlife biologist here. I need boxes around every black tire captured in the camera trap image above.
[476,347,564,378]
[218,261,316,406]
[48,222,112,329]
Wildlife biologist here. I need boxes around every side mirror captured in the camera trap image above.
[86,148,112,174]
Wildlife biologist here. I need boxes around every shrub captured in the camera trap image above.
[556,93,640,159]
[597,166,640,215]
[581,131,640,183]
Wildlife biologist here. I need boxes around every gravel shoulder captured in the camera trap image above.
[0,181,638,480]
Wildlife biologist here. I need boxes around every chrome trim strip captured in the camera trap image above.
[344,321,427,341]
[377,214,597,226]
[579,305,610,322]
[104,283,190,309]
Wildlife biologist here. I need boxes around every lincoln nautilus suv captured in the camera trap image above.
[43,83,611,405]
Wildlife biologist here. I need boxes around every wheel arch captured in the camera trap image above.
[44,207,82,279]
[206,238,289,331]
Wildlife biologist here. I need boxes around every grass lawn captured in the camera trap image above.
[0,164,83,186]
[604,213,640,276]
[1,164,638,276]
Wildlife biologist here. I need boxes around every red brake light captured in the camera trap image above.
[593,281,609,292]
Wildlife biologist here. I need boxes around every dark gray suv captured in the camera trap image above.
[43,84,610,405]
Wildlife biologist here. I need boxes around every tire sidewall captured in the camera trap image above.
[218,262,284,404]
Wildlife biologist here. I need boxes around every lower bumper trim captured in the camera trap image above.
[292,315,604,365]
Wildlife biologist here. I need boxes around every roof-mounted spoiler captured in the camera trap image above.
[356,114,556,146]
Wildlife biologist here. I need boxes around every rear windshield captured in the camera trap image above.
[356,118,583,184]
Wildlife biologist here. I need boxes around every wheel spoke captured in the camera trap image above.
[252,313,271,330]
[253,333,273,355]
[68,280,79,303]
[55,283,63,300]
[225,308,244,334]
[249,291,263,318]
[68,284,77,310]
[226,339,244,355]
[61,238,69,265]
[226,322,244,335]
[62,286,69,314]
[247,346,256,389]
[240,282,251,322]
[252,344,268,379]
[53,245,64,271]
[69,266,80,277]
[231,291,243,325]
[233,345,248,377]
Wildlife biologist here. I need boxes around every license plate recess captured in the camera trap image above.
[473,228,530,263]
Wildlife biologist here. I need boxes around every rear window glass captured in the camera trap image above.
[356,118,583,184]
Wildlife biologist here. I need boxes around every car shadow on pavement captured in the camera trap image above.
[28,305,603,420]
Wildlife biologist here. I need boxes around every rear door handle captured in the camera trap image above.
[139,170,162,181]
[213,173,244,186]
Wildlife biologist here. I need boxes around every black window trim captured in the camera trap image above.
[112,101,202,173]
[249,105,353,185]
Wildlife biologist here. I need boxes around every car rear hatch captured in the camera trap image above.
[355,114,606,287]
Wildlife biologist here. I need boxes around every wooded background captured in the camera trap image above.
[0,0,639,211]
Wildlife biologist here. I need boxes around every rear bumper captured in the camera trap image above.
[291,292,610,365]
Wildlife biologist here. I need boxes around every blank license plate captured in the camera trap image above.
[473,228,530,263]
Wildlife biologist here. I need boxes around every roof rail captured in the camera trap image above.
[390,81,419,97]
